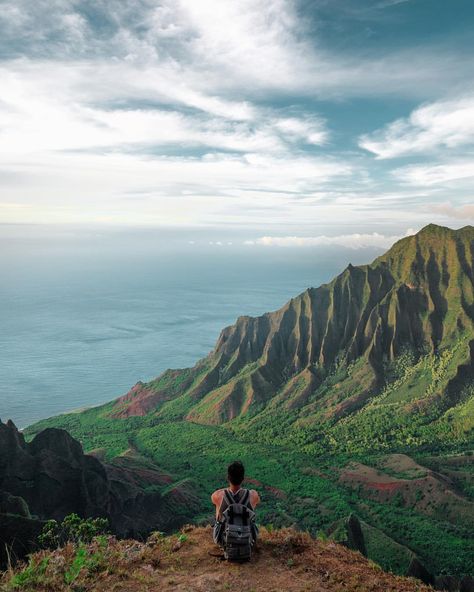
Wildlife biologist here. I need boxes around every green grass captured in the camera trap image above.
[26,405,474,577]
[23,339,474,577]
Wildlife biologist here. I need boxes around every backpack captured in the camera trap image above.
[218,489,256,561]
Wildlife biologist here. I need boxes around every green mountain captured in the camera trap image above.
[109,223,474,452]
[27,224,474,580]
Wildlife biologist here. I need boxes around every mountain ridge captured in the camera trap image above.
[109,224,474,445]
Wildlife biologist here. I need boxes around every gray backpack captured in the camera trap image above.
[221,489,256,561]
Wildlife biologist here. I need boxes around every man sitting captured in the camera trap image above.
[211,460,260,560]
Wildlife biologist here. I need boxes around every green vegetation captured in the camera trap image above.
[359,521,413,575]
[38,514,109,548]
[5,534,113,591]
[25,225,474,578]
[8,557,50,589]
[27,402,474,576]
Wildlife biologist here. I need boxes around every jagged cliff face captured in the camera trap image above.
[0,420,199,539]
[111,225,474,439]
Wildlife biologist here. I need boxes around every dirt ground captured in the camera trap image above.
[1,526,434,592]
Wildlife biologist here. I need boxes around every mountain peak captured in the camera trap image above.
[375,222,474,271]
[417,223,454,235]
[414,223,474,240]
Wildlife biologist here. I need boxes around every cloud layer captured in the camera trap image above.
[1,0,474,234]
[245,230,415,249]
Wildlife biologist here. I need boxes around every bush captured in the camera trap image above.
[38,513,109,548]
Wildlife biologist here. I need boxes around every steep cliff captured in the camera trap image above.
[109,225,474,448]
[0,419,199,566]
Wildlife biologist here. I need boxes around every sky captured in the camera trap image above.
[1,0,474,248]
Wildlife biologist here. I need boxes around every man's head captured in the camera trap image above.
[227,460,245,486]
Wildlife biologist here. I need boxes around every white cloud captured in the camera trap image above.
[0,149,354,225]
[0,61,332,158]
[272,116,329,145]
[244,230,415,249]
[377,0,412,7]
[393,160,474,186]
[173,0,307,91]
[1,0,473,230]
[0,1,470,100]
[360,96,474,159]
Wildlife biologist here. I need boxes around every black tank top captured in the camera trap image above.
[218,488,253,520]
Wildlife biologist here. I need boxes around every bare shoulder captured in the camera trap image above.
[211,488,225,504]
[249,488,260,505]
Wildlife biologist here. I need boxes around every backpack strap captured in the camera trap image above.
[240,488,251,508]
[224,489,236,506]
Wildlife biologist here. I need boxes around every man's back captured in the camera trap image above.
[211,461,260,559]
[212,487,260,520]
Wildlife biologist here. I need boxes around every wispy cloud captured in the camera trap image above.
[360,96,474,159]
[0,1,470,98]
[0,61,332,156]
[0,149,357,226]
[393,160,474,186]
[0,0,473,231]
[377,0,412,8]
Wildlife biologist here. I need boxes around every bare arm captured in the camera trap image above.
[250,489,260,508]
[211,489,224,518]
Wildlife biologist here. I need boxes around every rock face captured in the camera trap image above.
[328,513,367,556]
[0,419,199,566]
[0,421,110,522]
[0,514,46,569]
[344,514,367,557]
[406,556,434,585]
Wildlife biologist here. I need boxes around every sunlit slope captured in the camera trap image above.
[108,224,474,452]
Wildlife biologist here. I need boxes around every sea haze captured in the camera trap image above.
[0,226,383,428]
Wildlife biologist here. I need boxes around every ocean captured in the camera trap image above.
[0,226,382,428]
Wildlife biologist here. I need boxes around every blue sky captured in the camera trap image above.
[1,0,474,248]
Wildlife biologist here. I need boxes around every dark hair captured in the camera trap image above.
[227,461,245,486]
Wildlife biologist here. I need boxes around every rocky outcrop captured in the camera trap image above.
[0,491,31,517]
[0,514,46,568]
[406,557,434,585]
[0,419,200,566]
[0,421,111,522]
[328,513,367,556]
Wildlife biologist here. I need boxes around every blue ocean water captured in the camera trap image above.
[0,227,382,428]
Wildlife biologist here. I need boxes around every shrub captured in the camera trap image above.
[38,513,109,548]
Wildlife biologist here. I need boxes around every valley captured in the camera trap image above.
[25,225,474,581]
